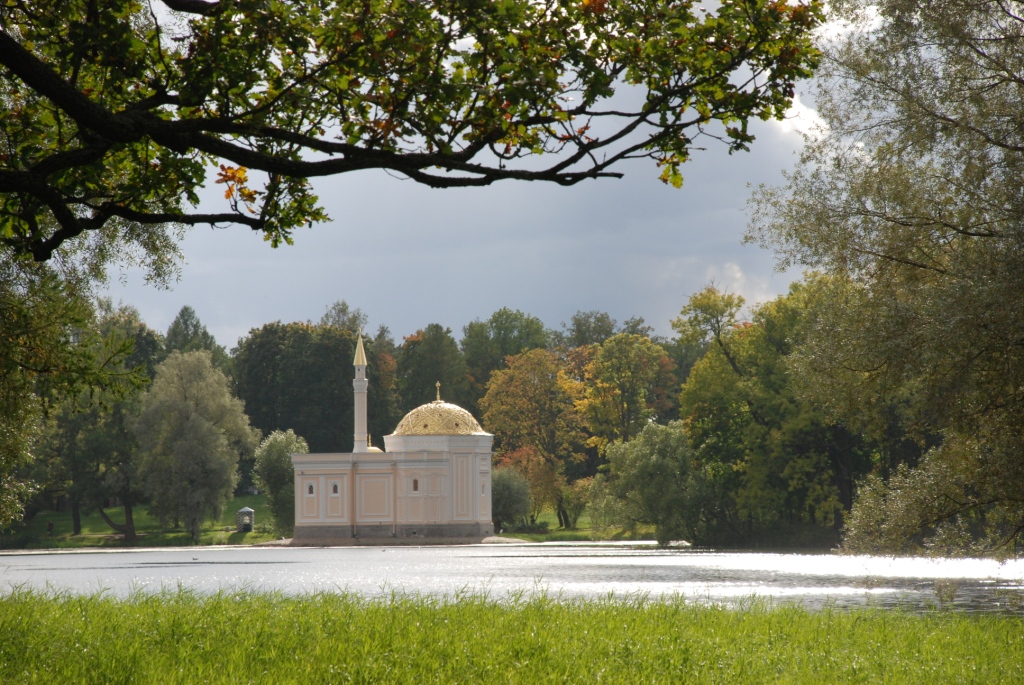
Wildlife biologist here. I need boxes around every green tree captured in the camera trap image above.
[135,350,258,543]
[165,305,230,374]
[0,264,140,529]
[90,303,164,540]
[580,333,677,453]
[555,311,618,349]
[560,476,592,530]
[619,316,656,339]
[33,404,103,536]
[748,0,1024,555]
[461,308,549,412]
[36,302,164,539]
[233,322,356,453]
[677,284,873,547]
[319,301,368,334]
[253,429,308,535]
[491,467,531,534]
[602,421,702,545]
[365,326,402,447]
[1,0,822,263]
[398,324,470,411]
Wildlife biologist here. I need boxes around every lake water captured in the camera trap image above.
[2,542,1022,614]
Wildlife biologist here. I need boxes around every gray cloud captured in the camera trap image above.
[102,117,805,348]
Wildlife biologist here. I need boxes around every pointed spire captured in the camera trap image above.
[435,381,442,402]
[353,328,367,367]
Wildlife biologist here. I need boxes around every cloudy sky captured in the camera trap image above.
[102,96,821,350]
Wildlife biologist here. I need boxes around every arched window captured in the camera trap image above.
[307,484,314,495]
[412,478,419,492]
[332,483,339,495]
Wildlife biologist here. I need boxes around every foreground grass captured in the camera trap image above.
[1,591,1020,684]
[0,495,279,549]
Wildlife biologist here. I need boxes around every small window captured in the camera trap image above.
[307,484,314,495]
[332,483,339,495]
[412,478,419,492]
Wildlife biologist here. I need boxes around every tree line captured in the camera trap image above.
[3,284,900,549]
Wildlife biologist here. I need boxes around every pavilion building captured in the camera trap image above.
[290,332,494,544]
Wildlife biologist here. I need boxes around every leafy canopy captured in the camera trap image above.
[1,0,821,262]
[748,0,1024,555]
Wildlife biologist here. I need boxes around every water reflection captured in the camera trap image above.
[1,542,1021,614]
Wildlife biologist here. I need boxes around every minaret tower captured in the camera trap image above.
[353,329,368,453]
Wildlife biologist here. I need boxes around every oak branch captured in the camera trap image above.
[0,0,821,261]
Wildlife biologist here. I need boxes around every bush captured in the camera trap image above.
[508,521,550,534]
[491,467,530,533]
[561,477,592,530]
[253,430,308,535]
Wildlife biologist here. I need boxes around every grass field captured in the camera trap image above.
[497,511,657,543]
[0,589,1020,683]
[4,503,632,548]
[0,495,280,549]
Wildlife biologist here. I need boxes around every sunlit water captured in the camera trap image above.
[2,542,1022,614]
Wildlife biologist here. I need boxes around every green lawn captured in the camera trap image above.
[0,590,1020,684]
[498,510,656,543]
[5,499,636,548]
[0,494,280,549]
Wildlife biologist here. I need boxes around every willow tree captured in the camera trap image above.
[1,0,821,262]
[749,0,1024,555]
[135,350,258,543]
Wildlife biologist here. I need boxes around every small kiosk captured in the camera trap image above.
[236,507,254,533]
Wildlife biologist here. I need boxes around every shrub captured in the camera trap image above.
[253,430,308,535]
[491,467,530,533]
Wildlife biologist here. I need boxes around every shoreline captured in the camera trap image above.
[0,535,534,555]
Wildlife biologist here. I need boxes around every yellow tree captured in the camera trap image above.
[482,349,585,461]
[481,348,587,526]
[580,334,678,454]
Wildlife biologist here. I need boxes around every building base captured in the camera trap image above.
[291,522,493,546]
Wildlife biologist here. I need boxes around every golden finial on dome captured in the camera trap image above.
[435,381,441,403]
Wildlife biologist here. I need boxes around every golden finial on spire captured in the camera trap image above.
[435,381,442,402]
[353,328,367,366]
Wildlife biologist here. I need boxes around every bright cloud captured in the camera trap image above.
[704,262,777,313]
[773,93,827,138]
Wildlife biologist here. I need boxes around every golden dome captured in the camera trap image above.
[391,400,487,436]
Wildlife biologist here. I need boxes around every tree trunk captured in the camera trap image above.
[70,500,81,535]
[557,504,569,529]
[122,503,137,543]
[188,514,201,544]
[97,506,133,541]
